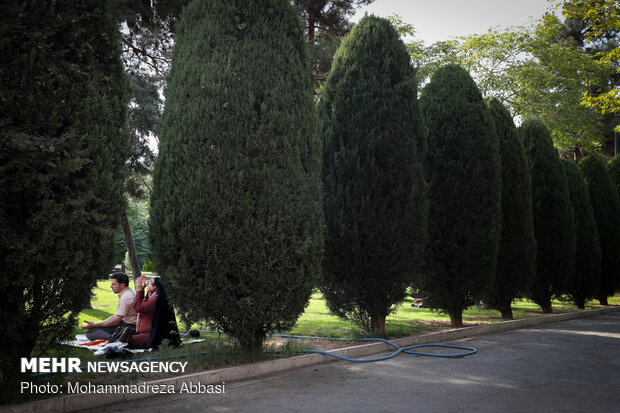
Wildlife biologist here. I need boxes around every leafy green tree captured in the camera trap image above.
[150,0,323,356]
[521,119,576,313]
[513,14,610,157]
[578,154,620,305]
[396,13,610,155]
[319,15,426,335]
[483,97,536,320]
[560,159,601,308]
[0,0,128,400]
[562,0,620,118]
[418,64,501,328]
[609,154,620,196]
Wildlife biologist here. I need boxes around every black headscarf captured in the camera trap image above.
[143,277,181,349]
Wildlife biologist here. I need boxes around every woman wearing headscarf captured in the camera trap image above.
[130,275,181,348]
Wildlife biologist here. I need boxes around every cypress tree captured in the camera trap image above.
[521,119,575,313]
[150,0,323,356]
[560,159,601,309]
[578,155,620,305]
[483,97,536,320]
[418,64,501,328]
[318,15,426,335]
[609,154,620,197]
[0,0,128,400]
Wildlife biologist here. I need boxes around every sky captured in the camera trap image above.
[352,0,559,44]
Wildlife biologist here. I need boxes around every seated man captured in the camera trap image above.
[81,272,137,340]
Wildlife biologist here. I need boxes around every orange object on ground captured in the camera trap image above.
[79,339,108,346]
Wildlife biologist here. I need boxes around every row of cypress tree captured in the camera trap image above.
[316,15,620,329]
[2,0,618,402]
[151,3,620,355]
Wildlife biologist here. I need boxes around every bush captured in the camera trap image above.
[521,119,575,313]
[483,97,536,320]
[578,154,620,305]
[561,159,601,308]
[418,64,501,327]
[149,0,323,356]
[318,15,427,334]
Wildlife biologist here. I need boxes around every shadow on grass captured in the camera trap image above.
[81,308,114,320]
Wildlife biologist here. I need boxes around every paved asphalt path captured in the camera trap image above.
[89,311,620,412]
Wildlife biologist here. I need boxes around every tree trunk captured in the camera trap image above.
[240,332,265,361]
[540,301,553,314]
[499,306,514,320]
[449,311,463,328]
[573,144,582,162]
[370,313,386,336]
[575,298,586,309]
[121,210,141,287]
[307,8,315,44]
[598,296,609,306]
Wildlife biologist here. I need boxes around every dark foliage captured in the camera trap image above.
[578,154,620,305]
[0,0,128,400]
[561,159,601,309]
[609,154,620,197]
[521,119,576,313]
[319,15,427,334]
[483,97,536,320]
[418,64,502,327]
[149,0,323,356]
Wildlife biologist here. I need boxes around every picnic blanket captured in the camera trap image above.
[62,334,204,354]
[61,335,146,354]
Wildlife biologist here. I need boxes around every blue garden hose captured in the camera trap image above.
[198,331,477,362]
[304,338,476,362]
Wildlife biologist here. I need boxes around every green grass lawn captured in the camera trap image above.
[77,281,619,340]
[293,290,620,338]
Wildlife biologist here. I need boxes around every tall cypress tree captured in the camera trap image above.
[150,0,323,355]
[560,159,601,309]
[0,0,128,400]
[318,15,426,335]
[521,119,575,313]
[578,155,620,305]
[418,64,501,328]
[483,97,536,320]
